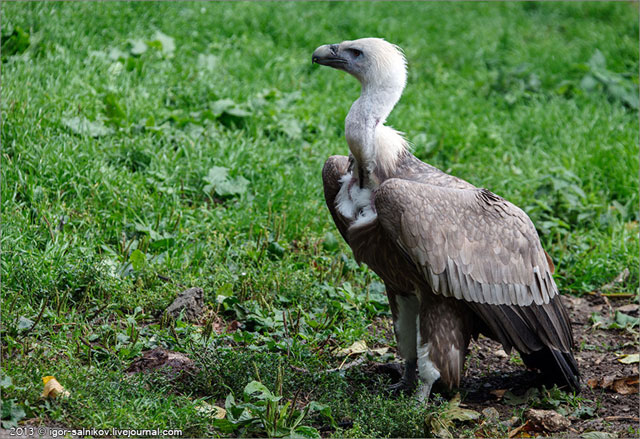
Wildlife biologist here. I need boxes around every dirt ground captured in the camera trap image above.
[459,293,639,437]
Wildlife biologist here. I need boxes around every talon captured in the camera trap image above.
[388,378,417,395]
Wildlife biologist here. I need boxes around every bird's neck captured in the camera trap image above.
[345,84,407,187]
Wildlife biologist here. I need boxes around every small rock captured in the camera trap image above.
[524,408,570,432]
[617,304,638,314]
[494,348,509,359]
[482,407,500,421]
[165,287,204,322]
[126,348,197,379]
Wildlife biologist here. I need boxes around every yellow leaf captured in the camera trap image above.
[41,376,70,399]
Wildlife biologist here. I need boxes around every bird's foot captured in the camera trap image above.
[416,382,433,403]
[388,377,418,394]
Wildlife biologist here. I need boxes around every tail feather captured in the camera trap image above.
[521,347,580,392]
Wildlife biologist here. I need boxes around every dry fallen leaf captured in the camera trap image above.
[624,221,639,232]
[370,347,389,356]
[587,375,639,395]
[481,407,499,421]
[195,401,226,419]
[617,353,639,364]
[41,376,70,399]
[426,393,481,438]
[508,420,531,438]
[337,340,368,356]
[490,389,507,400]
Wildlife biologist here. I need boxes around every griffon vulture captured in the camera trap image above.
[312,38,579,400]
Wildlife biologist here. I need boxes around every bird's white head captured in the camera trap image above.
[312,37,407,92]
[313,38,409,180]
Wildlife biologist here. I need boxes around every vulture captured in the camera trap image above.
[312,38,580,400]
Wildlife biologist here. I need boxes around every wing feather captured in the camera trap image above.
[322,156,351,243]
[375,179,557,307]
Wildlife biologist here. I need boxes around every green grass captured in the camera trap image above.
[1,2,638,437]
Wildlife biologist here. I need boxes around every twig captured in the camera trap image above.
[587,292,635,298]
[312,334,333,353]
[41,214,55,241]
[79,336,110,352]
[288,387,302,420]
[322,356,366,374]
[156,274,186,289]
[88,302,110,323]
[79,336,93,348]
[17,299,47,341]
[604,416,639,422]
[601,268,630,291]
[289,365,309,374]
[282,310,291,357]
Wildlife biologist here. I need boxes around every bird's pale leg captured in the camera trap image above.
[389,358,417,393]
[416,320,441,402]
[389,295,419,392]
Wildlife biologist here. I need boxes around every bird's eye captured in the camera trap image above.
[347,48,363,58]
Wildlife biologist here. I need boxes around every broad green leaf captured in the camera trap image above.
[150,31,175,56]
[224,107,251,118]
[62,117,113,137]
[588,49,607,70]
[267,242,285,259]
[614,311,639,329]
[244,381,278,401]
[204,166,230,186]
[108,47,128,61]
[1,26,30,60]
[322,232,339,252]
[290,426,321,439]
[306,401,335,426]
[211,99,236,116]
[1,400,26,429]
[503,388,539,405]
[129,39,147,56]
[104,93,126,123]
[198,54,218,71]
[211,418,237,434]
[0,375,12,389]
[129,249,146,271]
[215,176,249,197]
[279,117,302,139]
[150,238,175,250]
[579,74,598,92]
[17,316,34,331]
[224,393,236,411]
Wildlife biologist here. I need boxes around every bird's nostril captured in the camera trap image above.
[329,44,338,55]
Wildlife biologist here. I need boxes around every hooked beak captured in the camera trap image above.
[312,44,347,69]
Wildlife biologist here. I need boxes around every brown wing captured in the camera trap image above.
[374,179,577,359]
[375,179,557,307]
[322,155,352,243]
